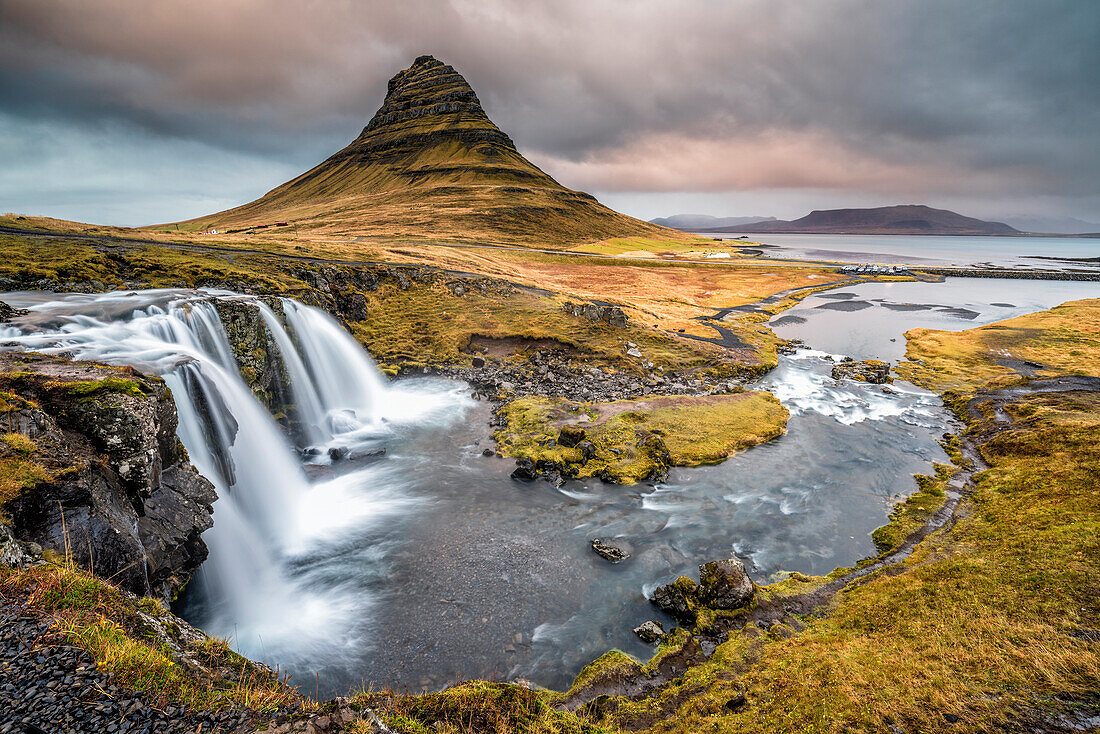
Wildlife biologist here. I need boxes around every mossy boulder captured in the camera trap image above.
[653,558,757,625]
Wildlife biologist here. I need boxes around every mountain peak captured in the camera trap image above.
[179,56,678,246]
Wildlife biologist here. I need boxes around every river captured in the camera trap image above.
[0,275,1095,697]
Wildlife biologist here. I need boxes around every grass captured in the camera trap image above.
[898,298,1100,392]
[353,681,610,734]
[494,392,788,484]
[870,463,954,553]
[0,560,303,713]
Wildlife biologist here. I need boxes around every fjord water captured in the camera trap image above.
[0,277,1092,695]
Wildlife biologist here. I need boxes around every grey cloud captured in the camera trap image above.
[0,0,1096,223]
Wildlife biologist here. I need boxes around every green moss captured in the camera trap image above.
[55,376,147,401]
[494,392,788,484]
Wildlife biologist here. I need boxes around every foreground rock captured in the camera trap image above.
[632,620,665,643]
[0,353,216,601]
[651,557,756,624]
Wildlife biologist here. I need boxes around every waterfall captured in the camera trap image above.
[0,288,470,665]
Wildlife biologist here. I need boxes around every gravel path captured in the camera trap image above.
[0,599,253,734]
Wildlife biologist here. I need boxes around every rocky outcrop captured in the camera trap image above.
[651,558,756,625]
[213,299,294,424]
[562,301,629,328]
[0,352,216,601]
[831,357,892,384]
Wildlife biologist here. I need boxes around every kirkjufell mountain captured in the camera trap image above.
[181,55,677,245]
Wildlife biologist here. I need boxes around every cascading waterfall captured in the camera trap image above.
[0,288,470,664]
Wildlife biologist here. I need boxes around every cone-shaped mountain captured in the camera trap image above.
[183,56,677,245]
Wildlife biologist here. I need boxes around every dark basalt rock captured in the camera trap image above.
[591,538,630,563]
[652,576,700,624]
[0,300,29,322]
[0,352,216,601]
[510,457,538,482]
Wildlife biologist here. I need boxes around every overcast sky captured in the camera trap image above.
[1,0,1097,227]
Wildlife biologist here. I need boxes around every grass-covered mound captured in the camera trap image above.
[494,392,788,484]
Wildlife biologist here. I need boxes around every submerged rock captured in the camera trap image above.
[633,620,665,643]
[591,538,630,563]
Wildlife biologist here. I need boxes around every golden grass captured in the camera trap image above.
[899,298,1100,392]
[0,561,303,713]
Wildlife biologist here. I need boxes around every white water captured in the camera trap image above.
[0,289,470,664]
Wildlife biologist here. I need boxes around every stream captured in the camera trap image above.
[0,276,1094,697]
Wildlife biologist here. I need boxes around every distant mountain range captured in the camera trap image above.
[649,214,776,230]
[655,205,1021,236]
[1000,215,1100,235]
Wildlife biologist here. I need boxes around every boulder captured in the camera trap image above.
[651,576,700,624]
[510,457,538,482]
[698,558,755,610]
[590,538,630,563]
[633,620,665,643]
[831,358,892,384]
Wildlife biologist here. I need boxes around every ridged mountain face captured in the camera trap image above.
[184,55,677,245]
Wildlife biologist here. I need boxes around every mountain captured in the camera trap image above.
[1001,215,1100,235]
[174,56,678,246]
[649,214,776,231]
[698,205,1020,235]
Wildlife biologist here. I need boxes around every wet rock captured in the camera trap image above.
[698,558,755,610]
[558,425,587,448]
[591,538,630,563]
[510,457,538,482]
[482,448,494,457]
[0,300,28,322]
[652,577,700,624]
[328,446,350,461]
[831,358,892,384]
[633,620,665,643]
[471,355,486,368]
[349,446,386,462]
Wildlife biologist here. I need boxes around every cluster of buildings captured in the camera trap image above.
[838,263,911,275]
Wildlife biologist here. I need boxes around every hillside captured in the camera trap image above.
[173,56,679,247]
[699,205,1020,235]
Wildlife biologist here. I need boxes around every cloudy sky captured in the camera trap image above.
[1,0,1097,227]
